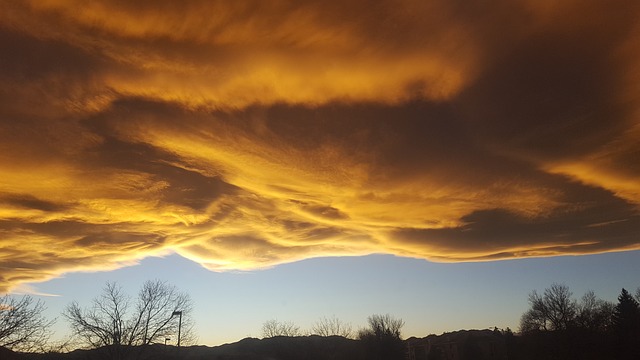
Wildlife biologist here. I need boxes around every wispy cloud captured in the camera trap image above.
[1,0,639,292]
[8,284,60,297]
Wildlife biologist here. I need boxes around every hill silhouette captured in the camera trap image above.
[15,326,640,360]
[20,336,364,360]
[17,331,511,360]
[1,346,25,360]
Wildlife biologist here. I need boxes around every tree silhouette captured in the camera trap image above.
[520,283,577,332]
[358,314,404,360]
[311,316,353,338]
[611,288,640,359]
[133,280,195,346]
[261,319,301,338]
[0,295,54,352]
[612,288,640,336]
[64,280,194,358]
[575,290,614,333]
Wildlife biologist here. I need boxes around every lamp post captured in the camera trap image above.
[171,311,182,347]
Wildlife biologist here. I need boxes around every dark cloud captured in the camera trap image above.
[78,135,239,212]
[0,27,99,81]
[392,180,640,260]
[457,28,624,159]
[0,194,68,212]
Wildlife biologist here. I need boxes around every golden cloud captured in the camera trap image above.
[1,0,639,292]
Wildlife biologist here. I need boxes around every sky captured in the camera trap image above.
[1,0,640,347]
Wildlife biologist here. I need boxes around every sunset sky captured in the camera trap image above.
[1,0,640,346]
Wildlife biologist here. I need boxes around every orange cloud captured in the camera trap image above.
[1,0,483,108]
[1,0,639,292]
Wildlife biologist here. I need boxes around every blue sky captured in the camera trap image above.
[28,250,640,346]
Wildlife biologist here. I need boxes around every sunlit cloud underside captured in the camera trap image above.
[1,0,639,292]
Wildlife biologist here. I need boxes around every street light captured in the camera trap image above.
[171,311,182,347]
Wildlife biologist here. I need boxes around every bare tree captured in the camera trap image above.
[64,282,129,349]
[0,295,54,352]
[545,284,578,330]
[576,290,614,332]
[64,280,194,353]
[130,280,194,346]
[358,314,404,340]
[520,283,577,332]
[520,308,545,333]
[358,314,405,360]
[312,316,353,338]
[261,319,301,338]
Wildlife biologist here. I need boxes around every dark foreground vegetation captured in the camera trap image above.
[2,282,640,360]
[1,325,640,360]
[0,326,636,360]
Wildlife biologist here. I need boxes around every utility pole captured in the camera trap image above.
[172,311,183,347]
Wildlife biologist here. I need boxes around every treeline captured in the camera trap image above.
[260,314,405,360]
[3,281,640,360]
[1,281,408,360]
[511,283,640,360]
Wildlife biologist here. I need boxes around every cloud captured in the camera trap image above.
[9,284,60,297]
[0,0,639,291]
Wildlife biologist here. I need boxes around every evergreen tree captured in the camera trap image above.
[612,288,640,336]
[611,289,640,360]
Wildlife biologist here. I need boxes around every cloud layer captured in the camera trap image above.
[1,0,639,292]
